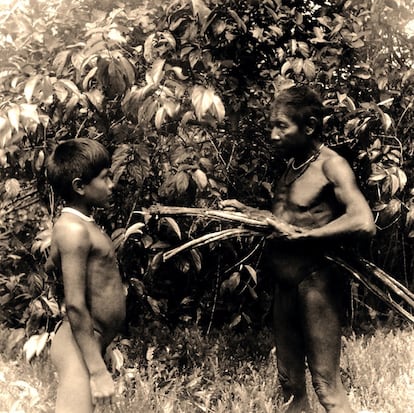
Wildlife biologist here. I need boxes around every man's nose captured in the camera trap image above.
[271,127,281,141]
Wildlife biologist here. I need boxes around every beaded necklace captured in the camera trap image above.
[283,143,324,186]
[291,143,324,170]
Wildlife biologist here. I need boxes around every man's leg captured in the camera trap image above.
[50,321,94,413]
[298,268,355,413]
[273,282,311,413]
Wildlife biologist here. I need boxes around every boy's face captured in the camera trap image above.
[269,107,308,155]
[82,168,114,208]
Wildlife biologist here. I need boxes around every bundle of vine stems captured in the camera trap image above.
[136,205,414,324]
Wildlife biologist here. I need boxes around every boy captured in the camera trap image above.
[46,138,126,413]
[222,86,376,413]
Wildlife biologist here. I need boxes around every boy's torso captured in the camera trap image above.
[48,216,126,345]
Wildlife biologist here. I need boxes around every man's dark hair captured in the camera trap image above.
[271,85,324,137]
[46,138,111,201]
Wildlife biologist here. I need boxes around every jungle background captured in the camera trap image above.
[0,0,414,411]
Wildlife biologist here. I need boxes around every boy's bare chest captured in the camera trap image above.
[88,226,118,267]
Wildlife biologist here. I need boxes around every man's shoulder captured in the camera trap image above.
[320,147,355,182]
[321,147,351,168]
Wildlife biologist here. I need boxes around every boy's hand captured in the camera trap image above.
[90,368,115,406]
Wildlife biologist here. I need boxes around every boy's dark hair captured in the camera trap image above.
[271,85,324,137]
[47,138,111,201]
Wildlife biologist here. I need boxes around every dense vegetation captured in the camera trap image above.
[0,0,413,354]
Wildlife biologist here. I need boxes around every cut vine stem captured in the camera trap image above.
[136,206,414,323]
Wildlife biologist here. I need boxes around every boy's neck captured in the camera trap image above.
[64,204,93,220]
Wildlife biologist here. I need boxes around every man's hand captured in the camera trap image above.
[219,199,249,212]
[266,217,305,240]
[89,368,115,406]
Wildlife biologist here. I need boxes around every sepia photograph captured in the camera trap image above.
[0,0,413,412]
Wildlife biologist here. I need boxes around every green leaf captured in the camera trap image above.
[111,228,126,251]
[53,50,71,76]
[7,105,20,131]
[244,265,257,285]
[160,217,181,240]
[0,116,12,148]
[175,171,189,193]
[212,94,225,122]
[107,28,126,43]
[82,67,98,90]
[24,75,40,103]
[118,56,136,85]
[292,58,303,75]
[353,69,371,79]
[190,249,202,272]
[146,58,166,85]
[280,61,291,76]
[220,272,240,295]
[191,86,214,120]
[108,61,126,95]
[155,106,166,129]
[125,223,145,240]
[228,9,247,33]
[192,169,208,190]
[191,0,211,25]
[85,89,104,112]
[168,66,188,80]
[303,59,316,80]
[229,314,241,328]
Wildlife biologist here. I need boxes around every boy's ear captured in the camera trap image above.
[305,116,318,136]
[72,178,85,195]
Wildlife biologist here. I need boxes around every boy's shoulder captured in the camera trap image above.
[52,215,91,247]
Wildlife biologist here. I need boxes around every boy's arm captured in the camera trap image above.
[57,222,114,405]
[57,222,107,374]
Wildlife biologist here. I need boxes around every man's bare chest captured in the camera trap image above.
[277,163,330,209]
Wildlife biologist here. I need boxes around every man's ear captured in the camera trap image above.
[305,116,318,136]
[72,178,85,196]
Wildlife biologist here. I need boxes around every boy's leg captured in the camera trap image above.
[298,268,355,413]
[273,282,311,413]
[50,321,94,413]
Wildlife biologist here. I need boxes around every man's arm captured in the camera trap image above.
[269,156,376,241]
[56,222,114,402]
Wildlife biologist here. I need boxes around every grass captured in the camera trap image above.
[0,324,413,413]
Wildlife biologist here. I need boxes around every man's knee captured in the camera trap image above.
[278,366,306,397]
[311,372,352,412]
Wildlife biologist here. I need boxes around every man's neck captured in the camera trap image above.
[292,141,322,163]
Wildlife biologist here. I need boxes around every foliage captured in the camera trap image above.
[1,0,414,342]
[1,323,413,412]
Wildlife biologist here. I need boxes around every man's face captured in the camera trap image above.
[269,108,307,155]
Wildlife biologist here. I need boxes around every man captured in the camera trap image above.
[223,85,376,413]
